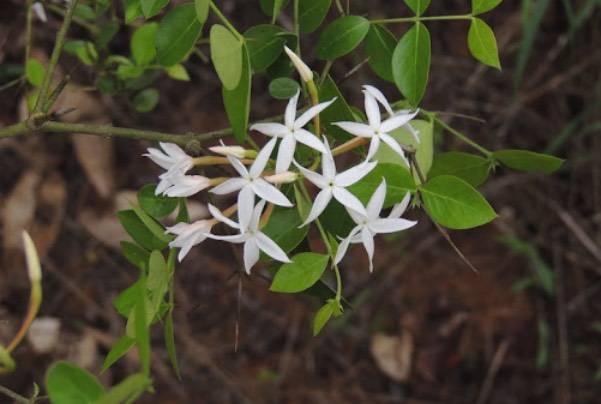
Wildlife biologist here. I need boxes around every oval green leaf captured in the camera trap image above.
[316,16,370,60]
[392,22,431,107]
[420,175,497,229]
[404,0,431,16]
[313,300,335,336]
[132,23,158,66]
[260,0,290,18]
[26,58,45,87]
[299,0,332,33]
[117,210,169,250]
[348,163,416,206]
[137,183,179,217]
[319,76,356,141]
[164,63,190,81]
[222,46,251,143]
[120,241,150,272]
[271,252,329,293]
[468,18,501,69]
[364,24,397,82]
[244,25,288,73]
[493,149,564,173]
[211,24,243,90]
[472,0,502,15]
[194,0,210,24]
[133,88,159,113]
[269,77,300,99]
[140,0,168,19]
[157,3,202,67]
[101,335,135,373]
[429,151,491,187]
[46,361,105,403]
[260,207,309,260]
[95,373,151,404]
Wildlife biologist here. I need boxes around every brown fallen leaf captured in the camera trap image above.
[30,170,66,257]
[370,331,414,383]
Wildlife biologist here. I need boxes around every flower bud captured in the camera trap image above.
[264,171,298,184]
[209,144,248,159]
[284,46,313,83]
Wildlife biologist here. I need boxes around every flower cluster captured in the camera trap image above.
[145,86,419,274]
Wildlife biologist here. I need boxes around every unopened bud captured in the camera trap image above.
[32,2,47,23]
[265,171,298,184]
[209,144,247,159]
[22,231,41,282]
[284,46,313,83]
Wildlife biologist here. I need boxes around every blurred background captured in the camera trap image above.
[1,0,600,402]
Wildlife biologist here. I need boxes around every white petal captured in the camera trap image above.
[346,206,367,224]
[295,98,336,128]
[332,122,374,138]
[335,160,377,187]
[275,135,296,174]
[301,189,332,226]
[237,185,255,232]
[228,154,250,178]
[366,136,381,161]
[155,176,173,195]
[250,137,277,177]
[208,204,239,229]
[380,110,419,133]
[285,91,300,127]
[366,179,387,220]
[404,122,421,144]
[176,236,196,262]
[255,232,291,263]
[363,85,393,115]
[320,140,337,180]
[294,129,327,153]
[369,218,417,234]
[250,123,289,138]
[249,200,266,230]
[294,161,327,188]
[207,233,247,243]
[210,177,246,195]
[252,179,292,207]
[144,148,173,169]
[361,227,375,272]
[334,226,360,265]
[165,175,210,197]
[364,93,381,128]
[380,133,409,167]
[332,187,366,216]
[161,142,187,159]
[389,191,411,219]
[243,238,260,274]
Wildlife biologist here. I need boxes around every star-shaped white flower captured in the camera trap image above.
[334,179,417,272]
[207,201,291,274]
[333,90,419,166]
[363,85,420,144]
[210,137,292,232]
[145,142,193,176]
[166,219,214,262]
[250,91,335,174]
[294,138,376,226]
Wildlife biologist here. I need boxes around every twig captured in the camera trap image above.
[475,339,511,404]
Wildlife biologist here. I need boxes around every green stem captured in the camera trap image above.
[25,0,33,69]
[209,1,243,41]
[371,14,473,24]
[0,385,31,404]
[33,0,79,113]
[319,60,333,86]
[432,115,492,157]
[333,264,342,302]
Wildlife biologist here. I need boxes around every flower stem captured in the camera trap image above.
[371,14,473,24]
[431,114,492,157]
[209,1,243,41]
[332,137,369,156]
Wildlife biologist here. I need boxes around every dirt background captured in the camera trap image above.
[1,0,601,403]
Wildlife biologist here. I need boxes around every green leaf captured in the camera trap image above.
[428,151,491,187]
[364,24,397,82]
[164,64,190,81]
[244,25,287,73]
[264,34,298,78]
[294,183,311,222]
[101,336,135,373]
[129,201,173,243]
[74,4,96,21]
[319,198,355,237]
[64,40,99,66]
[299,0,332,33]
[46,362,105,403]
[319,76,356,141]
[261,208,309,259]
[113,279,144,316]
[120,241,151,272]
[134,278,151,376]
[500,235,554,296]
[404,0,431,16]
[260,0,290,18]
[471,0,502,15]
[147,250,169,310]
[222,46,251,143]
[194,0,210,24]
[157,3,202,67]
[420,175,497,229]
[468,18,501,69]
[125,0,143,24]
[140,0,168,18]
[96,22,120,49]
[315,16,370,60]
[138,183,179,217]
[271,252,329,293]
[133,88,159,113]
[392,22,431,106]
[493,150,564,173]
[117,210,169,251]
[210,24,243,90]
[164,310,181,379]
[348,163,416,206]
[313,300,335,336]
[95,373,151,404]
[26,58,45,87]
[269,77,300,99]
[132,23,158,66]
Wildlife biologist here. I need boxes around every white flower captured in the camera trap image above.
[209,141,249,159]
[160,173,211,197]
[333,90,419,166]
[334,179,417,272]
[207,201,291,274]
[210,137,292,232]
[145,142,193,176]
[283,46,313,83]
[294,138,376,226]
[166,220,214,262]
[363,85,420,144]
[250,91,335,174]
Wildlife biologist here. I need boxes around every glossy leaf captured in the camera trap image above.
[157,4,202,67]
[164,64,190,81]
[96,22,120,49]
[320,198,355,238]
[493,150,564,173]
[269,77,300,99]
[299,0,332,33]
[132,23,158,66]
[472,0,502,15]
[95,373,151,404]
[133,88,159,113]
[271,253,329,293]
[164,310,181,379]
[101,335,135,373]
[120,241,150,272]
[313,300,335,336]
[392,23,431,107]
[113,279,143,316]
[194,0,210,24]
[134,278,151,376]
[468,18,501,69]
[348,163,416,206]
[26,58,45,87]
[364,24,396,82]
[64,40,98,66]
[138,183,179,217]
[129,200,173,243]
[404,0,431,16]
[261,208,309,260]
[420,175,497,229]
[316,16,370,60]
[140,0,168,19]
[147,250,169,310]
[46,361,105,403]
[211,24,243,90]
[294,183,312,222]
[319,76,356,141]
[244,25,287,73]
[260,0,290,18]
[222,46,251,143]
[428,151,491,187]
[117,210,169,251]
[125,0,143,24]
